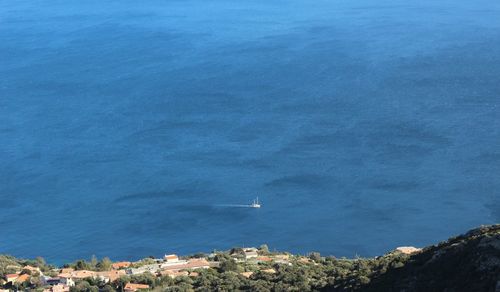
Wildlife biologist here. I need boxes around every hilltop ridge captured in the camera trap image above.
[361,225,500,292]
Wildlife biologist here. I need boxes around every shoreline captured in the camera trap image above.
[1,225,498,291]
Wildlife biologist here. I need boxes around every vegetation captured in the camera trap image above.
[362,225,500,292]
[1,225,498,291]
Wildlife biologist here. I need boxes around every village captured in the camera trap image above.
[0,246,300,292]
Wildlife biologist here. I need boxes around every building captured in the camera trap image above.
[23,265,41,273]
[239,272,254,278]
[56,270,97,285]
[42,276,61,286]
[189,271,199,277]
[51,284,70,292]
[60,268,74,274]
[66,270,96,279]
[124,283,150,292]
[15,274,30,284]
[161,259,210,272]
[160,270,189,278]
[59,276,75,287]
[256,256,273,262]
[5,273,19,283]
[273,254,290,260]
[96,270,126,282]
[164,254,179,262]
[273,254,291,264]
[112,261,131,270]
[243,248,259,259]
[395,246,422,254]
[127,263,162,275]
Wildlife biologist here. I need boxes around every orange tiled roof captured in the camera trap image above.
[112,261,131,269]
[52,284,70,292]
[60,268,74,274]
[5,273,19,281]
[161,259,210,271]
[96,270,126,282]
[70,270,96,279]
[256,256,273,262]
[124,283,150,291]
[164,254,178,260]
[23,265,40,272]
[15,274,30,283]
[57,273,72,279]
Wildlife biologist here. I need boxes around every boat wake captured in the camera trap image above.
[214,198,261,208]
[214,204,256,208]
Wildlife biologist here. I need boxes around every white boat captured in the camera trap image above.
[250,197,261,208]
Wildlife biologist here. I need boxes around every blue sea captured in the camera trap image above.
[1,0,499,264]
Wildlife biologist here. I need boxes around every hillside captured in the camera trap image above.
[0,225,499,291]
[359,225,500,292]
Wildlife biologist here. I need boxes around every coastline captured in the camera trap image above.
[1,225,498,291]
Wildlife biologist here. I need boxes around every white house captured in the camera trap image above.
[243,248,259,259]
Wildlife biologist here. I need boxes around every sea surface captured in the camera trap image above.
[1,0,499,264]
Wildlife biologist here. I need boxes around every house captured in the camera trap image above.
[256,256,273,262]
[160,270,189,278]
[261,268,276,274]
[298,257,311,264]
[60,268,74,274]
[43,276,61,285]
[51,284,70,292]
[59,276,75,287]
[23,265,41,273]
[243,248,258,259]
[188,271,199,277]
[273,254,290,264]
[127,263,161,275]
[164,254,179,262]
[96,270,126,282]
[67,270,96,279]
[5,273,19,283]
[124,283,150,292]
[6,265,21,272]
[55,270,97,285]
[16,274,30,283]
[395,246,422,254]
[273,254,290,261]
[112,261,131,270]
[160,254,188,268]
[239,271,254,278]
[161,259,210,272]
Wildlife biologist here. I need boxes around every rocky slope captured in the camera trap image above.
[358,225,500,292]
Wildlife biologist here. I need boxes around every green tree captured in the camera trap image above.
[90,255,98,269]
[100,284,117,292]
[309,252,321,262]
[70,281,99,292]
[115,275,131,292]
[219,259,238,273]
[97,257,112,271]
[74,260,92,271]
[259,245,270,255]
